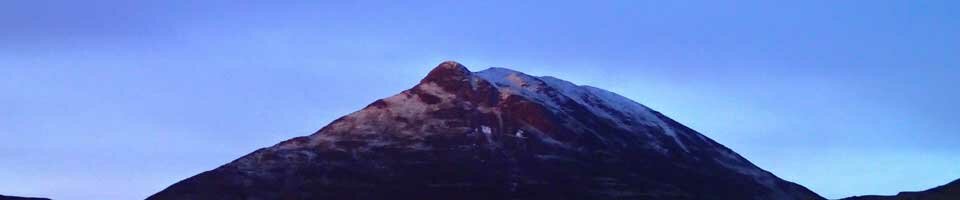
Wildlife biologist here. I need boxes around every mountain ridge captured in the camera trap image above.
[149,61,824,200]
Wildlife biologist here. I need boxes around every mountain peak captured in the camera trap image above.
[422,61,470,81]
[437,60,467,69]
[420,61,474,91]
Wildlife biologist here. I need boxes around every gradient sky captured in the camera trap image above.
[2,1,958,199]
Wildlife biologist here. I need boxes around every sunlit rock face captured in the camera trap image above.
[148,61,825,200]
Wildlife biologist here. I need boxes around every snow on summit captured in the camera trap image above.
[475,67,691,152]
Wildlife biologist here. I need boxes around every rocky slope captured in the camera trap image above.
[149,61,824,200]
[842,178,959,200]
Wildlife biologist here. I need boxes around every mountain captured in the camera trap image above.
[0,195,50,200]
[842,178,960,200]
[149,61,824,200]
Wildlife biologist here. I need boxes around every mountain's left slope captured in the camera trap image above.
[148,61,823,200]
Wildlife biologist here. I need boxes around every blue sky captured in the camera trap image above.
[1,1,958,199]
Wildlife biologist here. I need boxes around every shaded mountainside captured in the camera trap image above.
[149,61,824,200]
[0,195,50,200]
[842,179,960,200]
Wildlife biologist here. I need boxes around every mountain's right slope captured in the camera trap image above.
[149,61,824,200]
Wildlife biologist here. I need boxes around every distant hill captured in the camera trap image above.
[0,194,50,200]
[842,179,960,200]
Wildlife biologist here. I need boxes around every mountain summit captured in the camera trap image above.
[149,61,824,200]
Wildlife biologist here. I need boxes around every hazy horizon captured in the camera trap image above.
[2,1,958,199]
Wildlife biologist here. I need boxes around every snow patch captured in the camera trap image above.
[478,125,495,146]
[417,82,457,100]
[481,126,492,134]
[469,76,480,91]
[506,73,529,87]
[382,92,430,117]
